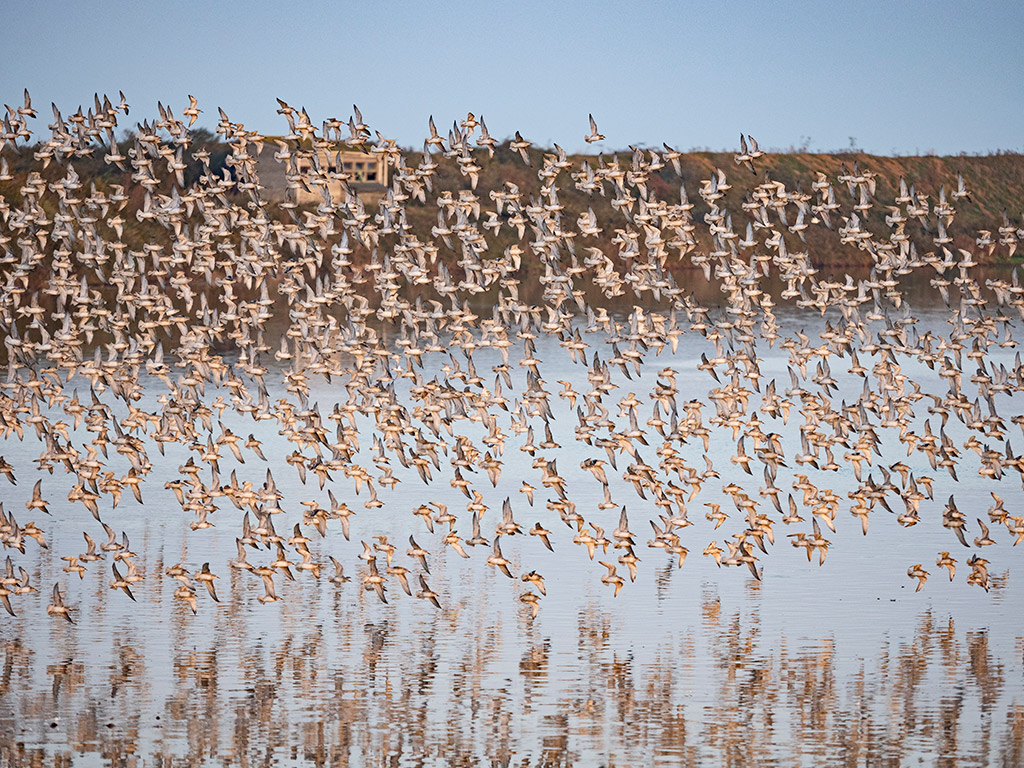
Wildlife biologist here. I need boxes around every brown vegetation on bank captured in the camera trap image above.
[1,125,1021,303]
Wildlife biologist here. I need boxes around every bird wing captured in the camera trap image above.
[260,573,277,599]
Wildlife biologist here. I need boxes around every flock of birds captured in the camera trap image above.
[0,89,1022,624]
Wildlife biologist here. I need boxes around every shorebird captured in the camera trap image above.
[196,563,220,601]
[109,563,136,601]
[907,564,929,591]
[47,583,74,623]
[182,95,202,127]
[26,480,48,516]
[400,536,427,570]
[363,559,388,603]
[599,561,624,597]
[530,522,554,551]
[416,575,441,609]
[257,572,281,604]
[734,134,763,174]
[486,538,514,578]
[936,552,956,581]
[520,570,546,595]
[0,583,13,616]
[329,557,351,586]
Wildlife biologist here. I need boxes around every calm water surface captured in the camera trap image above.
[1,291,1023,767]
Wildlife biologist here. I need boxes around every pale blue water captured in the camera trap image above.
[0,298,1022,767]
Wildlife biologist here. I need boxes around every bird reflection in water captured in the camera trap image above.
[1,593,1021,767]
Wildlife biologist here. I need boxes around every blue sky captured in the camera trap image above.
[3,0,1021,155]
